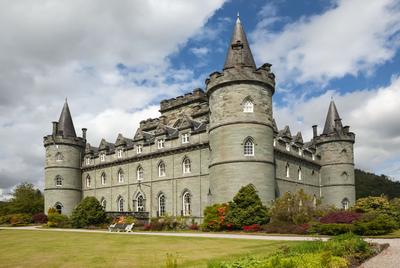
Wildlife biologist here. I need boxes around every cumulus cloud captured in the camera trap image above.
[252,0,400,85]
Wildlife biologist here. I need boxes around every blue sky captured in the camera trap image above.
[0,0,399,198]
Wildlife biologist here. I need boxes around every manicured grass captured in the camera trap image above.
[0,229,298,267]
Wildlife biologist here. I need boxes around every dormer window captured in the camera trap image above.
[286,143,290,152]
[298,149,303,156]
[157,139,165,149]
[243,100,254,113]
[137,145,142,154]
[182,133,190,144]
[312,154,315,160]
[100,153,105,162]
[117,149,123,158]
[86,157,91,165]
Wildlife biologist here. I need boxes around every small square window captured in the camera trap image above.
[100,154,105,162]
[86,158,91,165]
[117,149,123,158]
[286,143,290,152]
[157,139,165,149]
[182,133,190,144]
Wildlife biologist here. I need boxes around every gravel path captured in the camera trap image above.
[1,226,399,267]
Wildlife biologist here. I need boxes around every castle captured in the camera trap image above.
[43,16,355,219]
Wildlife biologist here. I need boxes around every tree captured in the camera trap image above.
[225,184,269,229]
[355,169,400,199]
[6,183,44,215]
[70,197,107,228]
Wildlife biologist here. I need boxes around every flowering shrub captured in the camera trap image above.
[201,203,230,231]
[32,212,48,224]
[242,224,261,232]
[10,213,32,226]
[320,211,362,224]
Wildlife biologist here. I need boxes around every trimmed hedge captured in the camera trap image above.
[309,223,353,236]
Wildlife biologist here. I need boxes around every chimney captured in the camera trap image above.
[312,125,318,138]
[82,128,87,139]
[52,121,58,135]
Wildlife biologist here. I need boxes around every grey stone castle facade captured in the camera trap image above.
[44,17,356,218]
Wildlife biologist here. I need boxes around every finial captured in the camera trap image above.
[65,97,68,103]
[236,12,240,23]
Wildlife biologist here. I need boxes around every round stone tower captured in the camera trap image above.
[43,100,86,215]
[315,101,356,208]
[206,16,276,205]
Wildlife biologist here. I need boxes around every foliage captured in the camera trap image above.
[47,213,70,228]
[146,216,188,231]
[32,212,48,224]
[189,223,199,230]
[70,197,107,228]
[320,211,362,224]
[242,224,262,232]
[9,213,32,226]
[355,169,400,199]
[353,196,391,213]
[263,222,310,235]
[1,183,44,215]
[47,207,57,214]
[0,215,11,225]
[201,203,230,231]
[309,223,354,236]
[224,184,269,229]
[353,212,398,235]
[269,189,319,225]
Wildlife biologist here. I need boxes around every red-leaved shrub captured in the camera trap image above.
[32,213,48,224]
[189,223,199,230]
[264,222,310,234]
[320,211,362,224]
[143,224,151,231]
[242,224,261,232]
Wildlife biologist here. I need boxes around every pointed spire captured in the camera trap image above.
[322,101,343,134]
[57,99,77,138]
[223,14,256,70]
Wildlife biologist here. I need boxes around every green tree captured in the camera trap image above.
[6,183,44,215]
[225,184,269,229]
[70,196,107,228]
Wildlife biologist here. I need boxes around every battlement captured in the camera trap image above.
[139,118,160,131]
[43,134,86,148]
[205,64,275,95]
[159,88,207,113]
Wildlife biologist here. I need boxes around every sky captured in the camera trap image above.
[0,0,400,199]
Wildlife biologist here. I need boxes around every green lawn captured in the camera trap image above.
[0,230,298,268]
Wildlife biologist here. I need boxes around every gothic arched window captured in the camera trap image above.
[54,202,63,214]
[158,194,166,217]
[286,163,290,178]
[86,175,91,187]
[183,158,191,174]
[243,99,254,113]
[101,172,106,185]
[342,198,350,210]
[182,191,191,216]
[55,152,64,161]
[298,167,302,180]
[118,169,124,183]
[101,198,106,210]
[136,193,144,212]
[158,161,166,177]
[244,138,254,156]
[117,197,124,212]
[137,166,144,181]
[55,176,62,187]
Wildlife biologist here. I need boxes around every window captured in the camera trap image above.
[298,167,302,180]
[312,154,315,160]
[118,197,124,212]
[341,172,349,181]
[100,153,105,162]
[136,194,144,212]
[101,172,106,185]
[158,162,166,177]
[286,143,290,151]
[243,100,254,113]
[182,133,190,144]
[137,166,144,181]
[273,139,276,147]
[342,198,350,210]
[101,199,106,210]
[118,169,124,183]
[55,176,62,187]
[298,149,303,156]
[286,163,290,178]
[158,194,166,217]
[244,138,254,156]
[86,175,91,187]
[86,157,91,165]
[183,158,191,174]
[137,145,142,154]
[55,152,63,161]
[55,203,62,214]
[182,191,191,216]
[117,149,123,158]
[157,139,165,149]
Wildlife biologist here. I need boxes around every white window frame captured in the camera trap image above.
[158,162,166,177]
[55,176,62,187]
[298,167,302,180]
[86,176,91,187]
[182,133,190,144]
[183,158,191,174]
[86,157,91,165]
[117,149,123,158]
[286,143,290,152]
[137,145,142,154]
[118,197,124,212]
[100,153,105,162]
[101,199,106,210]
[158,194,166,217]
[136,194,144,212]
[118,169,124,183]
[182,191,191,216]
[342,198,349,210]
[244,138,254,156]
[273,139,276,147]
[137,166,144,181]
[101,173,106,185]
[298,149,303,156]
[243,100,254,113]
[286,164,290,178]
[157,139,165,149]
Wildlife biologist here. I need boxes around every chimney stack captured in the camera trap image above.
[52,121,58,135]
[312,125,318,138]
[82,128,87,139]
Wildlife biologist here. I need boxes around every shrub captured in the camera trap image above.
[225,184,269,229]
[47,213,70,228]
[146,216,188,231]
[320,211,362,224]
[9,213,32,226]
[242,224,261,232]
[70,197,107,228]
[309,223,354,235]
[263,222,310,235]
[189,223,199,230]
[32,212,48,224]
[353,212,398,235]
[354,196,391,213]
[0,215,11,225]
[201,203,230,231]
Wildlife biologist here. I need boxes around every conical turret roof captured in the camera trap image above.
[58,99,77,138]
[223,14,256,70]
[323,101,342,135]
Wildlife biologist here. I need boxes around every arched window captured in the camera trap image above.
[341,172,349,181]
[342,198,350,210]
[55,176,62,187]
[286,163,290,178]
[118,169,124,183]
[137,166,144,181]
[55,152,64,161]
[101,172,106,185]
[54,202,62,214]
[158,194,166,217]
[136,193,144,212]
[298,167,302,180]
[183,158,191,174]
[244,138,254,156]
[158,161,166,177]
[100,153,105,162]
[243,99,254,113]
[118,197,124,212]
[117,149,123,158]
[101,198,106,210]
[86,175,91,187]
[182,191,191,216]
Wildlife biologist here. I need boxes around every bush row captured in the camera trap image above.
[0,212,48,226]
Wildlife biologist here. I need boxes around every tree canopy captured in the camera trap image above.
[1,183,44,215]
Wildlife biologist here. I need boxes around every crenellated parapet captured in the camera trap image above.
[159,88,207,113]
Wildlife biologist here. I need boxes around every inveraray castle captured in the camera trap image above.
[44,17,356,219]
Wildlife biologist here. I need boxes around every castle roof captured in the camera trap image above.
[323,100,343,135]
[57,99,77,138]
[223,14,256,70]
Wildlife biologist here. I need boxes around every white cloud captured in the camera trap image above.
[190,47,210,57]
[274,75,400,180]
[252,0,400,85]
